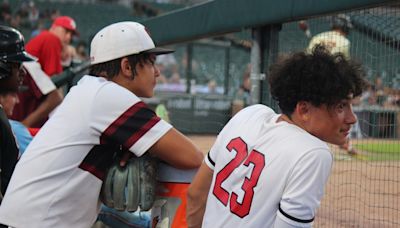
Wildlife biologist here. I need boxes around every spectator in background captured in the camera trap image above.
[232,63,251,116]
[0,0,11,24]
[61,44,78,69]
[27,0,39,29]
[11,16,78,128]
[0,25,36,198]
[75,40,89,62]
[50,8,61,21]
[206,79,218,94]
[373,75,387,105]
[30,20,45,39]
[359,82,378,107]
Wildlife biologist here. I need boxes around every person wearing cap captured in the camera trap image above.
[25,15,78,76]
[0,25,36,201]
[307,14,352,59]
[10,16,77,127]
[0,21,203,228]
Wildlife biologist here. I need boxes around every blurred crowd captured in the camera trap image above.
[354,75,400,109]
[1,0,89,68]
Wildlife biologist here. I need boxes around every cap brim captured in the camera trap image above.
[7,51,37,62]
[142,47,174,55]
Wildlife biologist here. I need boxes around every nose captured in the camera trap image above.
[154,65,160,78]
[14,94,20,104]
[346,107,357,125]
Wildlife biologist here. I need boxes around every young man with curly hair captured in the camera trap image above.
[187,46,367,228]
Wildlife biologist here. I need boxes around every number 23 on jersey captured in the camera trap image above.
[212,137,265,218]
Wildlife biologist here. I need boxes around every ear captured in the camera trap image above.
[295,101,311,122]
[120,57,134,79]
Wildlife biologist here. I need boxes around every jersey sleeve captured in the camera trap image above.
[24,73,45,99]
[90,83,172,157]
[276,148,333,227]
[23,62,56,95]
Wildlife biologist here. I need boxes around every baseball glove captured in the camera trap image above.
[100,153,158,212]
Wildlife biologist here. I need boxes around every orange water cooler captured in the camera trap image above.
[151,163,198,228]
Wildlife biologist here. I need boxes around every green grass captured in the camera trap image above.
[353,141,400,161]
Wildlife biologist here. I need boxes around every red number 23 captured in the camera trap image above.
[212,137,265,218]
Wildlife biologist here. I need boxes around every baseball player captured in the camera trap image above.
[0,21,203,228]
[306,14,352,59]
[0,25,36,198]
[187,46,367,227]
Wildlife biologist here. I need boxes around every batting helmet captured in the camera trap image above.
[331,14,353,35]
[0,25,36,79]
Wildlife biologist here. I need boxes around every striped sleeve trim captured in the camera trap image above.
[207,152,215,166]
[279,203,314,223]
[100,101,161,149]
[204,151,215,170]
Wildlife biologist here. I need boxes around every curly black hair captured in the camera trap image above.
[269,45,367,116]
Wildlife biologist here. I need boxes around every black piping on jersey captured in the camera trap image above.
[279,203,314,223]
[207,152,215,166]
[79,144,119,180]
[100,101,160,149]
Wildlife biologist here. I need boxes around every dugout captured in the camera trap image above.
[15,1,399,226]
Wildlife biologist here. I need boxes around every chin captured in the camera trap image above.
[325,138,346,146]
[143,93,153,98]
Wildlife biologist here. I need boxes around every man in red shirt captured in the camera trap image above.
[27,16,78,76]
[11,16,78,128]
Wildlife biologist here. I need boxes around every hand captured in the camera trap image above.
[119,150,132,167]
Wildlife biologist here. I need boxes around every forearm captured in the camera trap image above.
[187,192,207,228]
[22,89,63,127]
[186,163,213,228]
[149,128,204,169]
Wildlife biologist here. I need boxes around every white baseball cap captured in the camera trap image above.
[90,21,173,65]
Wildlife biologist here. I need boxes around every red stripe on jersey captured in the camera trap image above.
[124,115,160,149]
[80,162,105,180]
[101,102,146,144]
[100,101,161,149]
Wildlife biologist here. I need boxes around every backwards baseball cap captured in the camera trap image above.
[331,14,353,34]
[52,16,78,34]
[90,21,173,65]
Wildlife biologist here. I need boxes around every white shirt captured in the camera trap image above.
[202,105,333,227]
[0,76,172,228]
[307,30,350,58]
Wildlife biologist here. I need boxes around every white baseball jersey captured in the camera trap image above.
[0,76,172,228]
[202,105,333,228]
[307,30,350,58]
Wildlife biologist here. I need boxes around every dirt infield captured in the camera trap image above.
[188,135,400,228]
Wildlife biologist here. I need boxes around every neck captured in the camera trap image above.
[277,114,293,124]
[278,113,306,131]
